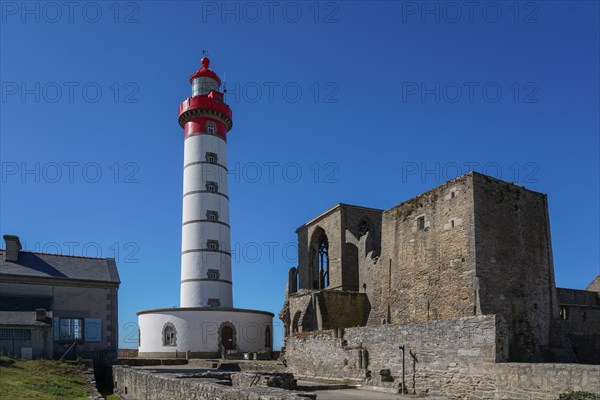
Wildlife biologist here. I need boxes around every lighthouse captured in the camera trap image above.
[137,56,274,358]
[178,57,233,309]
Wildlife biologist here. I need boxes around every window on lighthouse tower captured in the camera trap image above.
[206,182,218,192]
[207,269,220,280]
[206,152,218,164]
[206,122,216,135]
[206,210,219,221]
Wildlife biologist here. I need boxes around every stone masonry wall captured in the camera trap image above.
[368,174,477,327]
[341,206,383,291]
[112,366,314,400]
[494,363,600,399]
[320,290,367,328]
[556,288,600,364]
[285,315,600,399]
[286,315,498,398]
[472,173,564,362]
[296,205,383,293]
[297,207,342,290]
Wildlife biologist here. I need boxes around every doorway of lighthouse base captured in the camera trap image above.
[219,322,236,351]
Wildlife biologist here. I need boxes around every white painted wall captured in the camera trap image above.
[181,132,232,308]
[138,310,273,354]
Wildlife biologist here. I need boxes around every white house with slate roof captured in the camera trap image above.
[0,234,120,364]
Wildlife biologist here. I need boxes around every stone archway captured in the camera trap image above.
[292,311,301,333]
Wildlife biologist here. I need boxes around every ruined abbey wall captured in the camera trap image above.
[367,174,478,327]
[284,315,599,399]
[471,173,562,362]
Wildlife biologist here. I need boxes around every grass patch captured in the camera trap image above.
[559,392,600,400]
[0,356,90,399]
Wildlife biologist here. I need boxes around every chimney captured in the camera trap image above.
[36,309,47,322]
[3,234,22,262]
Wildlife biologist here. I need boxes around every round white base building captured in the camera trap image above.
[137,57,273,358]
[138,308,273,358]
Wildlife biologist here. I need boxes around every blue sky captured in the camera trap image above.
[1,1,598,350]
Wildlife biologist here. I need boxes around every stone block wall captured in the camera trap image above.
[472,173,563,362]
[285,315,600,399]
[287,290,367,333]
[285,315,498,398]
[369,173,477,327]
[112,366,315,400]
[320,290,367,328]
[556,288,600,364]
[297,207,342,290]
[296,204,383,292]
[494,363,600,399]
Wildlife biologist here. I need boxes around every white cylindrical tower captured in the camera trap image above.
[178,57,234,308]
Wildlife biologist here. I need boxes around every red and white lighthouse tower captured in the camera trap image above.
[137,56,272,359]
[178,57,233,308]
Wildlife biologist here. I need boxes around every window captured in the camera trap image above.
[319,238,329,288]
[206,181,218,192]
[560,306,568,320]
[206,152,218,163]
[163,324,176,346]
[0,329,31,340]
[358,219,370,236]
[207,240,219,251]
[451,191,456,199]
[451,219,455,228]
[59,318,83,341]
[417,216,425,230]
[206,210,219,221]
[208,298,221,307]
[206,122,216,135]
[207,269,220,280]
[583,311,587,322]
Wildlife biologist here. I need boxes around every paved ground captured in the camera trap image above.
[313,388,402,399]
[298,381,447,400]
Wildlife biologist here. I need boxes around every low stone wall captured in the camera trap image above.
[118,349,138,358]
[285,315,498,398]
[81,359,103,400]
[495,363,600,399]
[231,371,297,389]
[284,315,600,399]
[115,358,188,366]
[112,366,315,400]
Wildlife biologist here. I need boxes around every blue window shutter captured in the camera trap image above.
[84,318,102,342]
[53,317,59,340]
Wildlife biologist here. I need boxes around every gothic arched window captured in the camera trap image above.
[318,238,329,288]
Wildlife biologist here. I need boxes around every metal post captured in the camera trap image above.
[399,345,405,394]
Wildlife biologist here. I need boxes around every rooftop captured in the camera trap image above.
[0,249,120,285]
